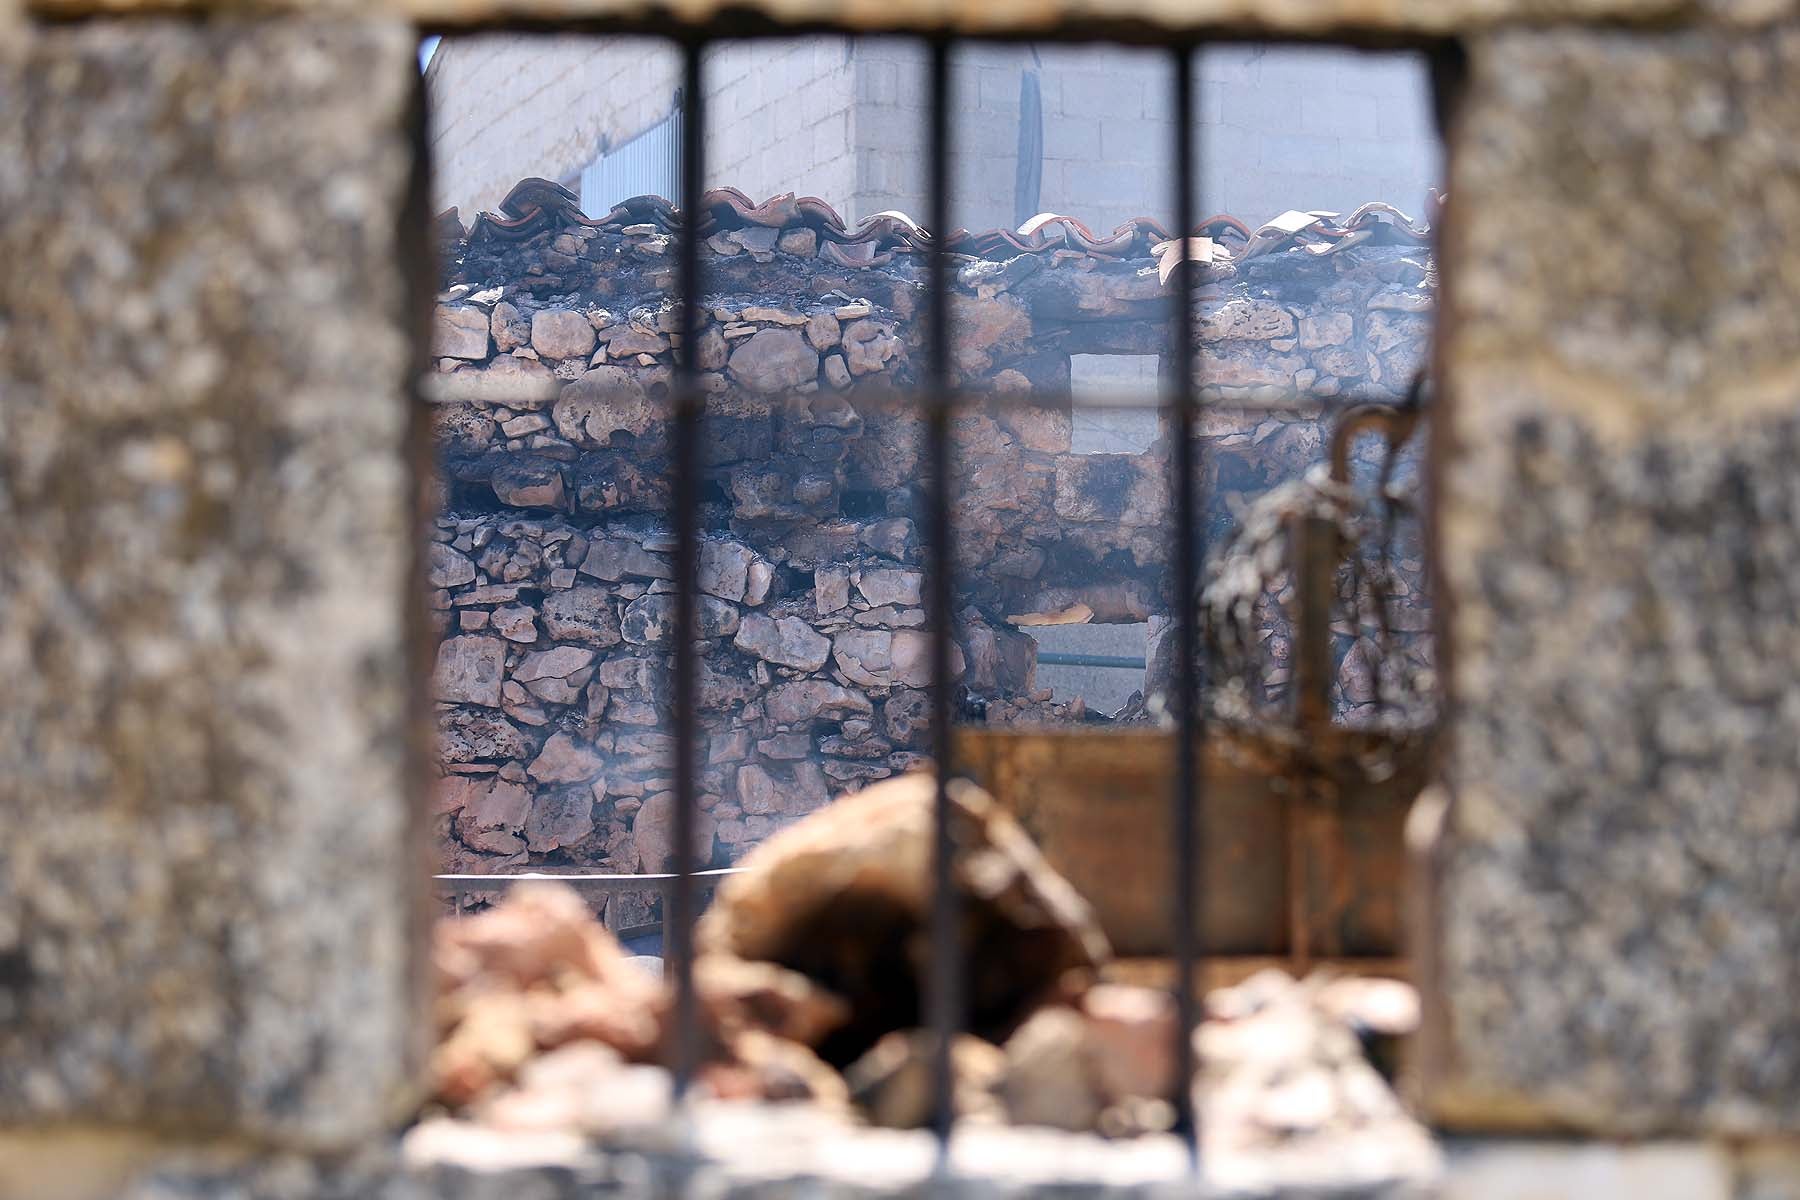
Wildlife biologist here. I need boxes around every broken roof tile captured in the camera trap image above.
[453,176,1439,277]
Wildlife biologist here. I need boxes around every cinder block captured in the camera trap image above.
[1204,123,1263,179]
[1062,161,1156,212]
[772,93,805,140]
[1299,89,1380,139]
[1055,69,1145,121]
[1195,45,1261,86]
[1334,52,1421,98]
[1219,81,1303,131]
[1099,117,1166,165]
[1194,78,1225,126]
[801,75,842,127]
[811,110,850,165]
[851,103,921,151]
[1258,133,1342,177]
[1254,46,1343,95]
[1378,90,1436,141]
[1043,115,1102,161]
[977,64,1022,114]
[858,58,899,107]
[957,112,1021,160]
[1338,135,1433,180]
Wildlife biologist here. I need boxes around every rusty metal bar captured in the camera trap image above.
[669,36,707,1101]
[1329,402,1421,486]
[924,33,962,1157]
[1168,41,1204,1163]
[1286,513,1340,972]
[1292,516,1338,734]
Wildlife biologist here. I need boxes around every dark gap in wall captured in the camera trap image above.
[841,489,888,520]
[445,478,517,514]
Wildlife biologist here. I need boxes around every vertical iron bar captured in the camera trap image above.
[1169,42,1205,1164]
[924,34,961,1158]
[669,37,707,1102]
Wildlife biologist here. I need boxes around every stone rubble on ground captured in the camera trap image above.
[422,781,1435,1183]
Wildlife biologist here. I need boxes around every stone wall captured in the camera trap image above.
[427,180,1435,904]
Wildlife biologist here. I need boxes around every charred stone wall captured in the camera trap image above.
[427,184,1435,903]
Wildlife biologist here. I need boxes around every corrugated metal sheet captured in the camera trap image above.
[580,109,683,215]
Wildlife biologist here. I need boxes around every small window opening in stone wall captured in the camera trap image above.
[1070,353,1160,455]
[1027,620,1151,716]
[418,27,1450,1173]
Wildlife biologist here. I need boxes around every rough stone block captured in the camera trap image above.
[435,305,491,360]
[1420,26,1800,1137]
[0,18,425,1147]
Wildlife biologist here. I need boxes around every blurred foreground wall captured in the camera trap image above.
[0,2,1798,1197]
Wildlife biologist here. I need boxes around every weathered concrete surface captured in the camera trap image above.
[19,0,1800,39]
[1735,1143,1800,1199]
[1438,1140,1735,1200]
[0,19,427,1147]
[1422,26,1800,1135]
[0,1131,402,1200]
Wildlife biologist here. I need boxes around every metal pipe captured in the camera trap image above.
[1168,41,1205,1166]
[1036,652,1149,670]
[923,34,962,1160]
[668,36,707,1101]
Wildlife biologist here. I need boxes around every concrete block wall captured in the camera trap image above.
[429,37,1438,234]
[847,41,1440,234]
[707,39,859,215]
[427,35,681,217]
[427,36,857,219]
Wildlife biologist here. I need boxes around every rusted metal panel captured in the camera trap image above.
[957,725,1428,961]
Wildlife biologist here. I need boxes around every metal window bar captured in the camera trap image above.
[923,35,961,1158]
[1169,43,1205,1162]
[670,37,706,1101]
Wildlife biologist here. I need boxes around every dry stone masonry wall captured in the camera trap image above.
[428,180,1435,904]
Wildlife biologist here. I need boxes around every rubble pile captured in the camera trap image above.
[429,180,1437,892]
[426,776,1428,1155]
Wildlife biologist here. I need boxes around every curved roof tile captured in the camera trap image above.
[446,176,1438,273]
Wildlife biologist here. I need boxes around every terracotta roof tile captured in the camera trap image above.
[442,176,1437,275]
